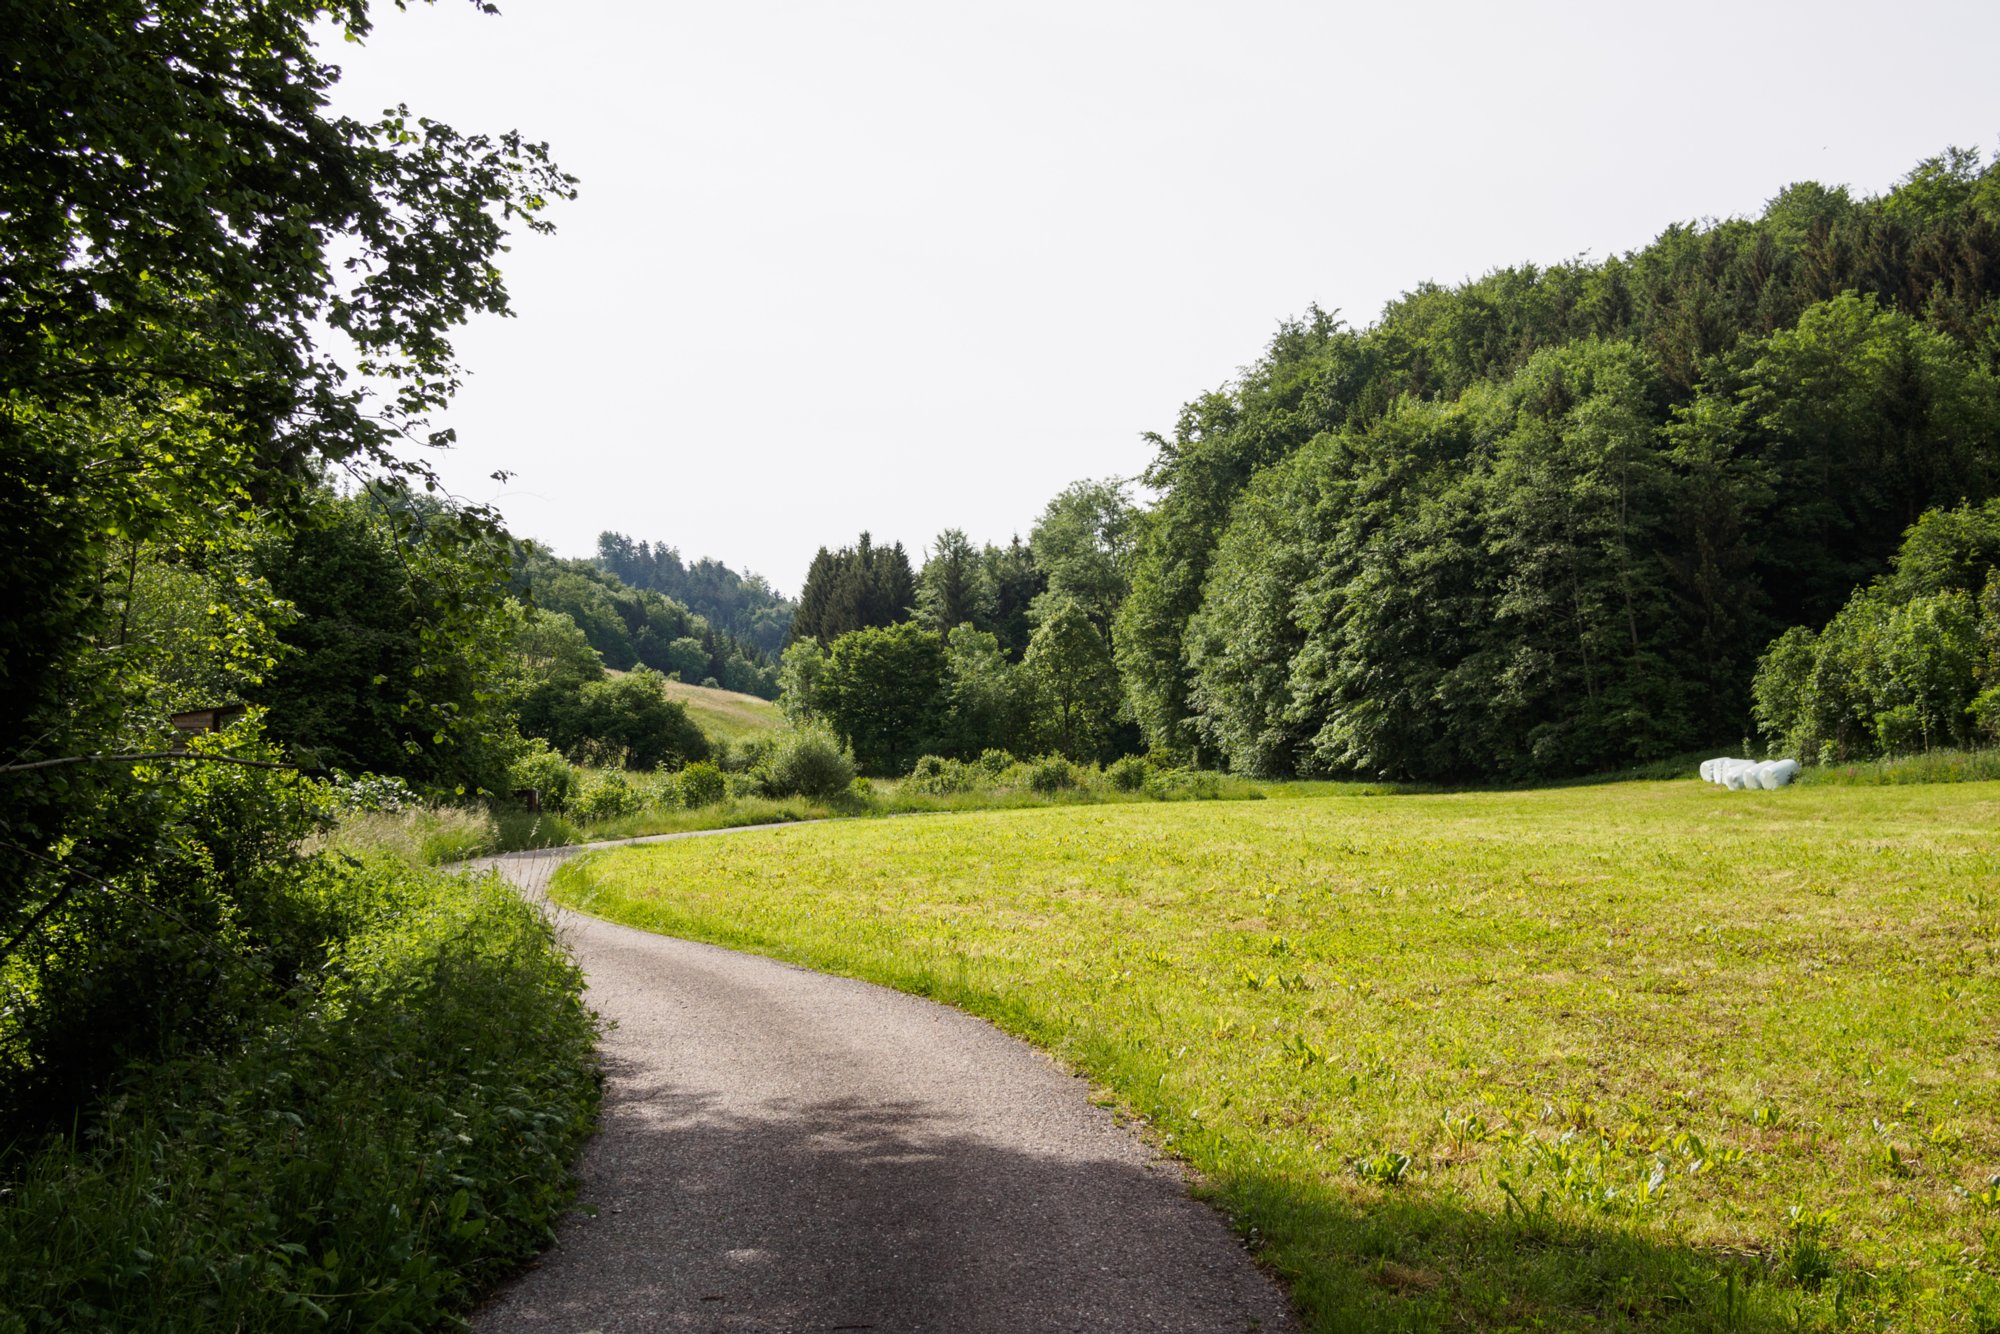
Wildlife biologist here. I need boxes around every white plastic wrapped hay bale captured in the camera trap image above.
[1700,756,1799,789]
[1759,759,1801,788]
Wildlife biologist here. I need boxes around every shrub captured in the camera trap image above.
[506,740,578,812]
[570,770,645,823]
[574,669,710,770]
[975,748,1017,777]
[727,735,775,773]
[760,726,857,800]
[676,760,728,808]
[1026,754,1079,794]
[906,754,975,795]
[1753,504,2000,762]
[1106,754,1150,792]
[0,863,599,1331]
[328,772,420,813]
[1145,766,1224,801]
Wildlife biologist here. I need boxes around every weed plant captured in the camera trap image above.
[553,780,2000,1332]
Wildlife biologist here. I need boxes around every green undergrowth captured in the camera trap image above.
[1797,747,2000,787]
[324,759,1275,861]
[0,863,600,1332]
[552,781,2000,1332]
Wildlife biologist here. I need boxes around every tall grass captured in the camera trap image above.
[1796,745,2000,785]
[314,803,501,864]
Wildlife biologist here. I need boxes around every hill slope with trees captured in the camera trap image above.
[595,532,795,657]
[1112,148,2000,780]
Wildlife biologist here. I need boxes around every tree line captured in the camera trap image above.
[775,149,2000,780]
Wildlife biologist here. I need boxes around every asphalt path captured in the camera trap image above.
[468,829,1298,1334]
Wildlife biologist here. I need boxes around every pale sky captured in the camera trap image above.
[321,0,2000,598]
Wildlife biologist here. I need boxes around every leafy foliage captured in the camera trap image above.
[1023,596,1123,761]
[0,861,598,1332]
[253,490,516,791]
[596,531,796,657]
[816,622,950,775]
[1,12,598,1323]
[515,546,777,697]
[1753,500,2000,760]
[1118,150,2000,778]
[756,726,857,800]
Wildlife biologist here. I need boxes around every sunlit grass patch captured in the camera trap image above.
[553,779,2000,1332]
[315,803,501,865]
[658,679,785,745]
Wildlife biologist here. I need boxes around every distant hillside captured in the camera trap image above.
[513,545,779,699]
[596,533,795,657]
[660,679,785,746]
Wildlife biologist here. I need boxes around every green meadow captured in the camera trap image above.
[553,781,2000,1333]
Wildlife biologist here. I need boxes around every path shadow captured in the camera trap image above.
[473,1054,1293,1333]
[474,1053,1813,1334]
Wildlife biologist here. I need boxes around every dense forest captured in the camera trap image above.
[1109,149,2000,780]
[594,532,795,657]
[767,149,2000,781]
[517,545,779,698]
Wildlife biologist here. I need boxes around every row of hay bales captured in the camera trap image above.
[1700,757,1800,789]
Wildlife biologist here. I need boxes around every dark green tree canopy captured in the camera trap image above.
[0,0,574,1138]
[790,532,917,645]
[596,531,796,656]
[1120,147,2000,778]
[816,622,949,775]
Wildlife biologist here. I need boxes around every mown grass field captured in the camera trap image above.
[552,781,2000,1333]
[659,679,785,745]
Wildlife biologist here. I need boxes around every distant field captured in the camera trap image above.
[659,679,784,744]
[553,781,2000,1333]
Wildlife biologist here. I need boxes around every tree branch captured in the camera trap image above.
[0,752,311,775]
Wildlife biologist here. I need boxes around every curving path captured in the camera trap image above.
[469,830,1297,1334]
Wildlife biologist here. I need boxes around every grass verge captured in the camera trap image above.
[0,862,600,1331]
[551,780,2000,1333]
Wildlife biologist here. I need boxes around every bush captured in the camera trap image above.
[327,772,420,813]
[1025,754,1080,794]
[760,726,857,800]
[975,748,1017,777]
[1753,503,2000,762]
[0,862,599,1331]
[676,760,728,808]
[569,770,646,823]
[574,669,710,770]
[906,754,975,795]
[506,740,578,812]
[1106,754,1150,792]
[1145,766,1224,801]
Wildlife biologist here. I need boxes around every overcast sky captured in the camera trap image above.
[321,0,2000,597]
